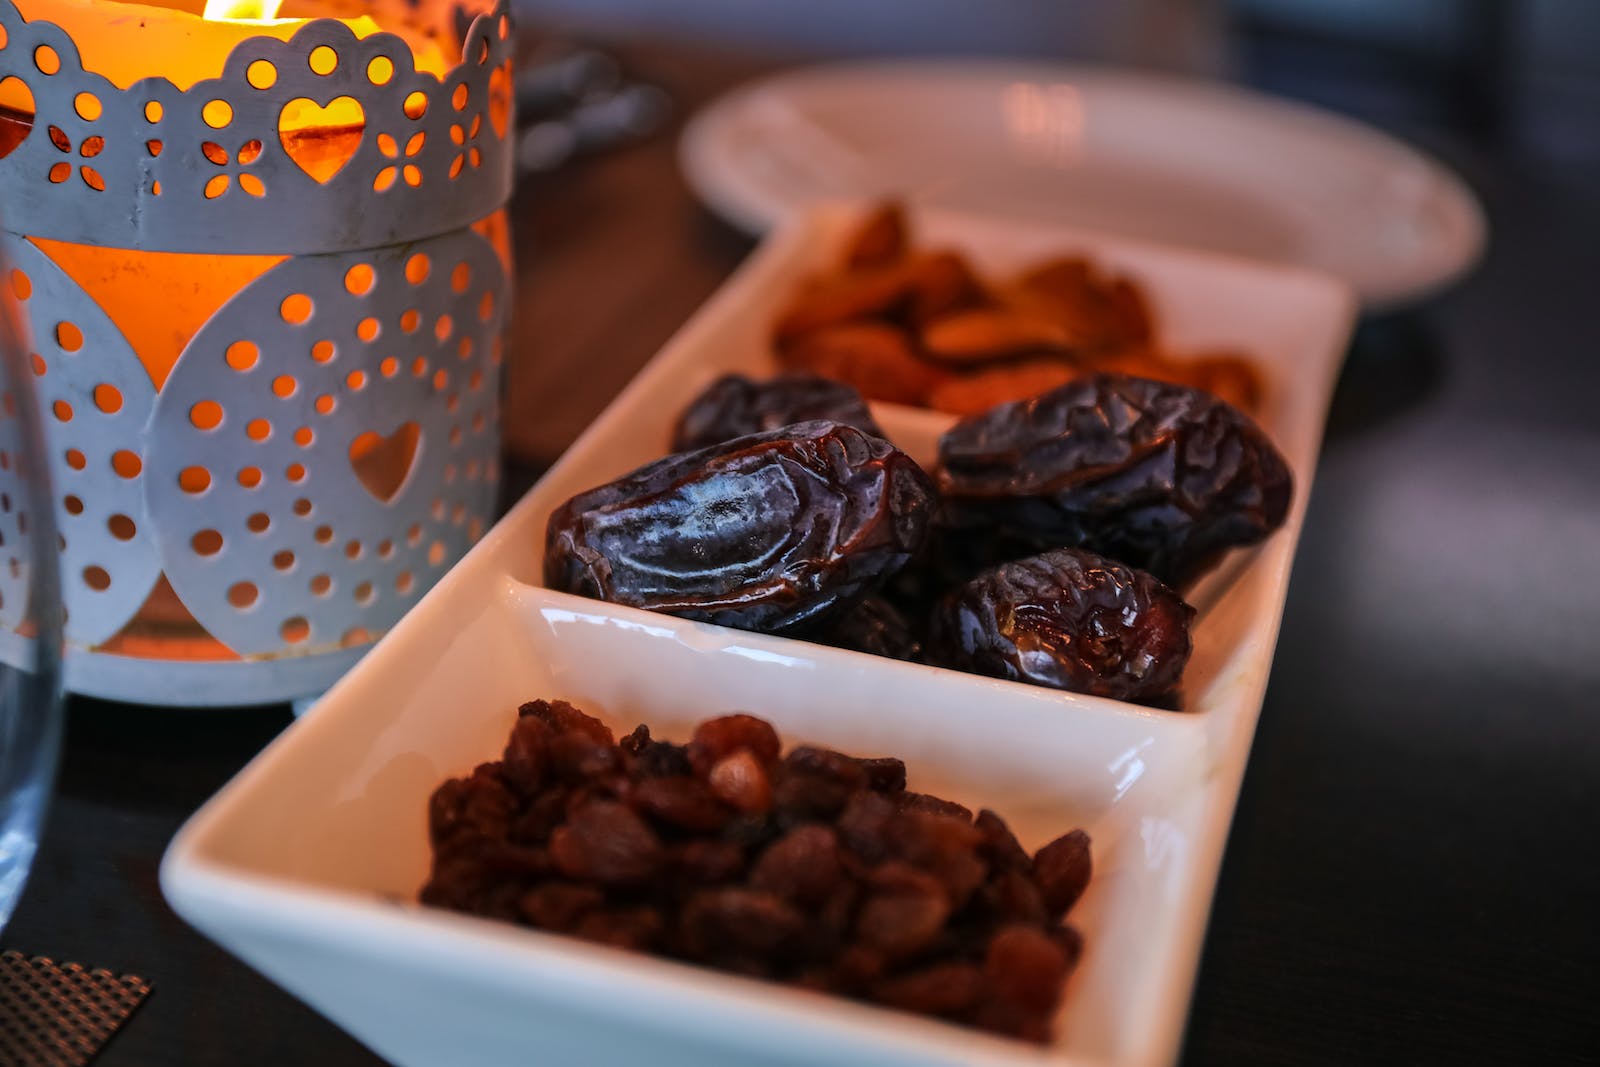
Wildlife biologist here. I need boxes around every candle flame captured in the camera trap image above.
[202,0,285,21]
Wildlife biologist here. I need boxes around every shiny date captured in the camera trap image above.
[546,421,937,632]
[925,547,1194,702]
[936,373,1292,587]
[671,374,883,453]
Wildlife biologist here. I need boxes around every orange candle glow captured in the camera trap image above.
[0,0,513,688]
[8,0,450,89]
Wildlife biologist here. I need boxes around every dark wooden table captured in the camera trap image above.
[7,32,1599,1067]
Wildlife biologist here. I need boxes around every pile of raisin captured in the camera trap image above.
[422,700,1091,1044]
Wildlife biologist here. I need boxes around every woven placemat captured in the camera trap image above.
[0,950,152,1067]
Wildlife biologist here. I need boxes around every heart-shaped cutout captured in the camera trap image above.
[0,76,35,160]
[487,62,511,140]
[349,422,420,503]
[279,97,365,182]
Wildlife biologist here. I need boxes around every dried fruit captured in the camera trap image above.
[546,421,938,632]
[936,373,1292,587]
[680,887,807,960]
[773,265,921,343]
[707,750,774,813]
[573,906,665,951]
[983,925,1070,1013]
[688,714,782,773]
[841,201,908,271]
[1033,829,1093,916]
[749,826,844,905]
[1001,257,1154,354]
[777,321,947,406]
[518,882,603,932]
[872,962,984,1016]
[925,358,1082,417]
[902,250,987,324]
[805,594,922,662]
[926,547,1194,702]
[520,699,614,745]
[629,775,730,832]
[548,799,664,886]
[422,707,1093,1044]
[855,862,952,960]
[671,374,883,453]
[920,308,1077,365]
[770,202,1266,416]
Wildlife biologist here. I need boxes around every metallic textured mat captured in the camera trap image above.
[0,951,151,1067]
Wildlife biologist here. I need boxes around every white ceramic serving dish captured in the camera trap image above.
[162,206,1356,1067]
[680,59,1485,309]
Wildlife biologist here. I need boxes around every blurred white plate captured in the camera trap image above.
[680,59,1484,309]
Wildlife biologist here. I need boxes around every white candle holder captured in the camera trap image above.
[0,0,514,706]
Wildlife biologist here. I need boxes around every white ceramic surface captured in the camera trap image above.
[680,59,1483,309]
[161,207,1357,1067]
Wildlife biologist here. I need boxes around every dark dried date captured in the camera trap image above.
[936,373,1292,587]
[803,594,923,662]
[926,547,1194,702]
[671,374,884,452]
[546,421,937,632]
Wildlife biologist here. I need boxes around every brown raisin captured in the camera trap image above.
[1033,829,1092,916]
[428,765,514,852]
[894,811,986,906]
[836,791,897,865]
[573,907,665,952]
[749,826,843,906]
[855,863,951,961]
[670,840,747,885]
[621,724,693,778]
[896,791,974,822]
[549,800,664,886]
[872,962,984,1017]
[979,868,1049,926]
[501,715,552,795]
[509,785,570,845]
[519,699,615,745]
[1051,923,1085,970]
[860,758,907,793]
[517,883,603,932]
[547,731,622,782]
[771,766,856,823]
[473,841,552,880]
[983,925,1069,1014]
[679,888,806,960]
[975,809,1031,872]
[707,749,773,813]
[688,714,782,775]
[629,775,730,832]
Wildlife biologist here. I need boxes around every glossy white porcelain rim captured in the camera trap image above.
[680,58,1485,309]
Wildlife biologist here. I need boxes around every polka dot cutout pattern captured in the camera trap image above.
[145,226,506,655]
[1,233,162,646]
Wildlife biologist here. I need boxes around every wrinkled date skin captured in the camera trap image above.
[671,374,884,453]
[546,421,937,633]
[926,547,1195,702]
[936,374,1293,588]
